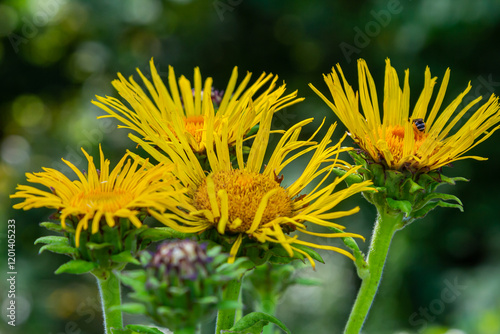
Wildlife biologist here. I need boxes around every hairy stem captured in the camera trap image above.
[215,278,243,334]
[344,209,403,334]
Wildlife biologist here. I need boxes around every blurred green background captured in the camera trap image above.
[1,0,500,333]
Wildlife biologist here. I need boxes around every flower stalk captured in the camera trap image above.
[95,271,123,334]
[216,278,243,334]
[259,296,277,334]
[344,206,403,333]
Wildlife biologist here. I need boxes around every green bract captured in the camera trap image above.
[334,150,467,229]
[36,219,193,277]
[116,240,248,332]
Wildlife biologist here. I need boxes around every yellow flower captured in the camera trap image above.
[11,146,179,247]
[310,58,500,171]
[93,59,304,153]
[130,106,373,268]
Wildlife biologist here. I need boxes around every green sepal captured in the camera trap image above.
[330,167,364,186]
[40,222,71,233]
[110,303,146,315]
[327,226,368,279]
[413,192,463,211]
[138,227,193,242]
[349,150,368,167]
[55,259,98,274]
[85,242,114,250]
[39,244,77,256]
[440,174,469,185]
[226,312,291,334]
[246,124,260,137]
[125,324,164,334]
[267,243,324,266]
[34,236,68,245]
[349,149,467,226]
[412,201,464,220]
[268,245,298,264]
[386,198,412,217]
[111,251,140,265]
[291,243,325,264]
[402,178,424,194]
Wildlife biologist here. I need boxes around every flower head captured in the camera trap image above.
[11,146,179,247]
[310,58,500,171]
[131,105,373,268]
[93,59,304,153]
[118,240,246,331]
[150,239,212,280]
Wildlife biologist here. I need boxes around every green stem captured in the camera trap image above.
[344,208,403,334]
[260,295,277,334]
[95,271,123,334]
[215,278,243,334]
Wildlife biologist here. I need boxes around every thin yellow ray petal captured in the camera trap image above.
[247,188,279,234]
[217,189,229,235]
[228,234,243,264]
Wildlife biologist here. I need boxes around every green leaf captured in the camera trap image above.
[40,222,66,232]
[111,251,140,265]
[125,324,165,334]
[34,236,68,245]
[111,303,146,315]
[54,260,98,275]
[386,198,412,216]
[139,227,192,242]
[39,244,77,255]
[86,242,114,250]
[227,312,291,334]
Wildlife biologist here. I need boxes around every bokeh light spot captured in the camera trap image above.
[12,94,49,129]
[1,135,31,166]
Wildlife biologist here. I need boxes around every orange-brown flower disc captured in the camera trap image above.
[183,115,205,145]
[69,189,134,214]
[374,123,429,163]
[194,170,293,233]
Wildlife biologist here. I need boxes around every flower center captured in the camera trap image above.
[194,170,293,233]
[382,123,428,162]
[70,188,134,213]
[184,115,205,144]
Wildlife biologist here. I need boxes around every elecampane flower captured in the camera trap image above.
[130,106,373,268]
[11,146,179,246]
[310,58,500,171]
[93,59,304,153]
